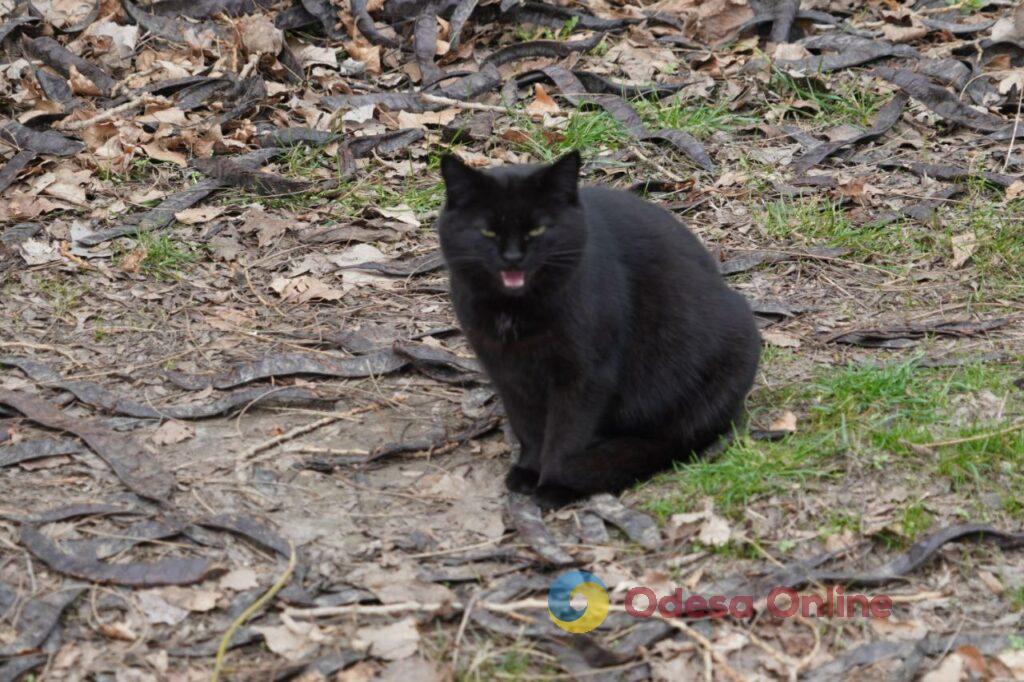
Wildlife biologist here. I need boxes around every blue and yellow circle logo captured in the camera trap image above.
[547,571,609,633]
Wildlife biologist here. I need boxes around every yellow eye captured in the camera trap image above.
[528,225,547,238]
[481,228,496,238]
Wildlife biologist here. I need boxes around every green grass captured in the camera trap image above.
[38,277,83,319]
[517,110,630,161]
[116,232,199,279]
[1009,585,1024,612]
[645,357,1024,520]
[636,100,756,139]
[767,70,888,127]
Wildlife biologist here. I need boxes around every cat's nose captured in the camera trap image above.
[502,245,524,265]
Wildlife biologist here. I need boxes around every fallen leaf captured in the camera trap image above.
[161,586,218,612]
[98,621,137,641]
[526,83,560,116]
[356,618,419,660]
[698,513,730,547]
[950,232,977,269]
[1005,179,1024,202]
[239,14,283,55]
[922,652,964,682]
[253,622,322,661]
[761,330,801,348]
[174,206,225,225]
[137,591,188,625]
[151,420,195,446]
[769,410,797,433]
[219,568,259,591]
[270,275,345,303]
[977,570,1003,595]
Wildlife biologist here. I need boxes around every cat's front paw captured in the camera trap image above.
[505,466,539,493]
[533,483,584,509]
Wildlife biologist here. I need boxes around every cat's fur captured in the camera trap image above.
[437,151,760,507]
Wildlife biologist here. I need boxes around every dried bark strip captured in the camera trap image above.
[123,0,226,43]
[25,37,116,96]
[828,318,1007,348]
[191,155,309,196]
[338,250,446,276]
[0,390,172,501]
[1,502,138,523]
[484,34,602,68]
[351,0,399,47]
[0,151,37,194]
[874,67,1007,132]
[896,162,1021,188]
[586,494,662,550]
[0,437,82,467]
[198,513,292,557]
[718,246,848,275]
[0,654,47,681]
[506,493,576,566]
[792,92,908,174]
[77,148,283,245]
[34,67,81,110]
[0,587,86,656]
[0,120,84,157]
[68,516,188,560]
[20,525,218,586]
[300,0,345,38]
[365,416,500,462]
[167,349,409,391]
[447,0,478,50]
[776,34,917,73]
[414,2,442,85]
[0,356,325,419]
[768,0,800,43]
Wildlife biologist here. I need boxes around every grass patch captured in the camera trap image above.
[635,99,756,139]
[37,277,83,319]
[116,232,199,280]
[767,70,887,127]
[516,110,631,161]
[645,357,1024,520]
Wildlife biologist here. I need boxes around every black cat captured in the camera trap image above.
[437,151,760,507]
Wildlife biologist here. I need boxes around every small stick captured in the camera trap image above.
[56,94,171,131]
[419,93,507,112]
[912,421,1024,449]
[1003,84,1023,172]
[211,543,297,682]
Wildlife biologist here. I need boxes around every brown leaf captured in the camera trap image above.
[526,83,560,116]
[950,232,977,269]
[270,275,345,303]
[151,420,195,446]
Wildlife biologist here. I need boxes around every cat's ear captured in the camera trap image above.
[440,154,484,207]
[540,150,581,204]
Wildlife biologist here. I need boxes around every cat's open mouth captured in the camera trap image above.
[500,270,526,289]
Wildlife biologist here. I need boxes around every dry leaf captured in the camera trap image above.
[761,330,801,348]
[141,142,187,167]
[174,206,225,224]
[922,653,964,682]
[950,232,977,269]
[698,513,730,547]
[270,275,345,303]
[769,410,797,433]
[526,84,560,116]
[1005,179,1024,202]
[239,14,283,55]
[151,420,195,446]
[219,568,259,591]
[254,623,322,661]
[355,618,420,660]
[120,247,146,273]
[977,570,1003,595]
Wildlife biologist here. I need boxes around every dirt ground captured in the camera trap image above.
[2,0,1024,679]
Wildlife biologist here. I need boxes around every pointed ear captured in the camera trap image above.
[440,154,484,207]
[540,150,581,204]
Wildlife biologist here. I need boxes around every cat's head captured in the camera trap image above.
[437,151,585,296]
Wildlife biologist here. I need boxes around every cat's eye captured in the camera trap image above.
[528,225,547,238]
[480,228,497,238]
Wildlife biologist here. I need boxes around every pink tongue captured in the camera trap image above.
[501,270,526,288]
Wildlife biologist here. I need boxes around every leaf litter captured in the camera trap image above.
[2,0,1024,677]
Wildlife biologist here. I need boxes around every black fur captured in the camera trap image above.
[437,151,760,507]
